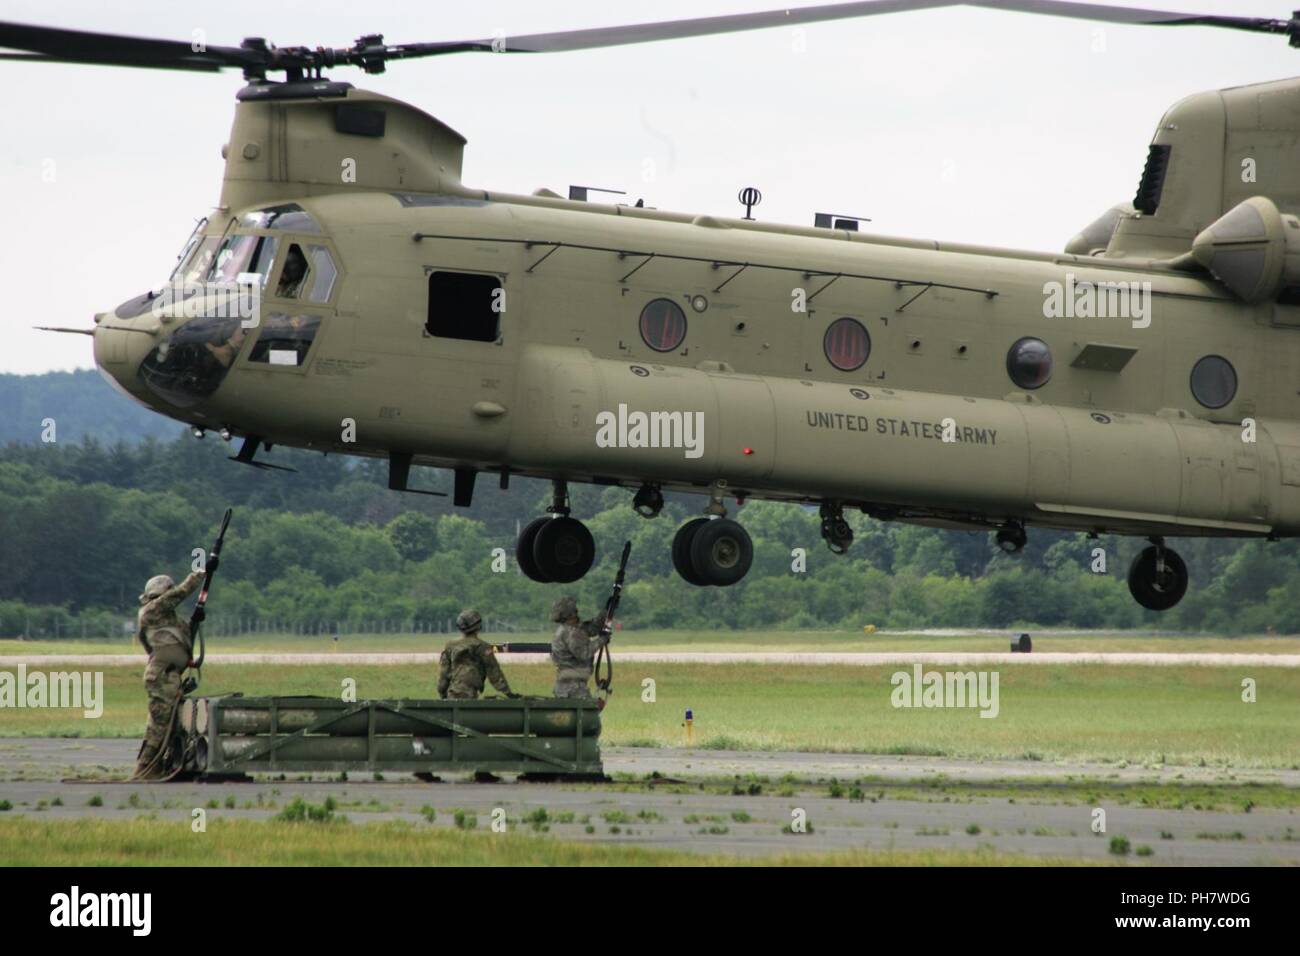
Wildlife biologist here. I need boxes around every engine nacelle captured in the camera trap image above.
[1191,196,1300,304]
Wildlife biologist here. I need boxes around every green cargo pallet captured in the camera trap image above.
[177,695,603,777]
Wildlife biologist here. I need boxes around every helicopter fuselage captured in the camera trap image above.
[86,83,1300,601]
[97,179,1300,537]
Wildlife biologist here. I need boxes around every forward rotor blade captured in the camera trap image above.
[0,51,226,71]
[0,20,258,71]
[2,2,1292,79]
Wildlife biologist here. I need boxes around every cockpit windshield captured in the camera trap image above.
[240,203,321,233]
[168,217,209,282]
[174,236,221,287]
[206,233,280,289]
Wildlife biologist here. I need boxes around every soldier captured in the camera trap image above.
[437,609,518,700]
[550,596,609,699]
[276,244,308,298]
[133,568,205,779]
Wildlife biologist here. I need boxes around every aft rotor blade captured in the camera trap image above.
[395,0,1291,57]
[968,1,1289,36]
[388,1,954,57]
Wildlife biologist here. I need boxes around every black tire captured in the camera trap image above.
[689,518,754,587]
[516,517,552,583]
[1127,545,1188,611]
[672,518,711,586]
[996,526,1026,554]
[532,516,595,584]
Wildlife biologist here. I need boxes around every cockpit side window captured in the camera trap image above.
[272,243,338,302]
[305,246,337,302]
[248,313,322,367]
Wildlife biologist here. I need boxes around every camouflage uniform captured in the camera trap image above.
[135,570,203,778]
[438,611,514,700]
[550,597,608,699]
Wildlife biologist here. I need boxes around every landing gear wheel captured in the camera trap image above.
[516,517,552,583]
[689,518,754,587]
[532,516,595,583]
[672,518,711,586]
[996,523,1027,554]
[819,502,854,554]
[632,484,665,518]
[1127,544,1188,611]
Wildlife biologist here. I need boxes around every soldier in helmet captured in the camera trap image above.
[133,568,206,779]
[437,609,519,700]
[550,596,609,699]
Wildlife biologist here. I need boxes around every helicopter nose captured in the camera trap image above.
[92,312,163,405]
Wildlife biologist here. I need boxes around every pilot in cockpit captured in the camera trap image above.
[276,245,308,298]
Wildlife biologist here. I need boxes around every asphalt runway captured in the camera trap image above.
[3,738,1296,865]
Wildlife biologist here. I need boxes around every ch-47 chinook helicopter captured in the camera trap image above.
[14,1,1300,612]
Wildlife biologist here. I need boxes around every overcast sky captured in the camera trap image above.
[1,0,1295,374]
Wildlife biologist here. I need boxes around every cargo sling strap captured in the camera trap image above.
[592,541,631,708]
[183,507,232,695]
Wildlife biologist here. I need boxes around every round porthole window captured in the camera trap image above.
[639,298,687,352]
[823,317,871,372]
[1190,354,1237,409]
[1006,336,1053,390]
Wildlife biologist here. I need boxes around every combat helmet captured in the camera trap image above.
[456,608,483,634]
[551,595,578,623]
[139,574,175,604]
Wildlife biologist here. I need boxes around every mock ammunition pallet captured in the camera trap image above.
[178,694,603,777]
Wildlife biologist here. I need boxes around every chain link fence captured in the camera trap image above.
[7,615,536,641]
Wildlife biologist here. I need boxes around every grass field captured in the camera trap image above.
[0,818,1095,866]
[2,661,1296,768]
[3,629,1299,656]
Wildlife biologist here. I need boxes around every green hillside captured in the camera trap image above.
[0,369,182,446]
